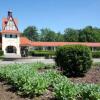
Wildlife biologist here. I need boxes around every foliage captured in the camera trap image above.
[22,25,100,42]
[0,63,56,96]
[0,63,99,99]
[54,81,100,100]
[23,26,39,41]
[56,32,64,42]
[64,28,79,42]
[92,51,100,58]
[77,84,100,100]
[0,50,4,56]
[40,28,57,42]
[55,45,92,76]
[79,26,100,42]
[29,50,55,58]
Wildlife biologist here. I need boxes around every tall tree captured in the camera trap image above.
[79,26,100,42]
[23,26,39,41]
[40,28,57,42]
[63,28,79,42]
[56,32,64,42]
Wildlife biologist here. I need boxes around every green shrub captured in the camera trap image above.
[92,51,100,58]
[28,50,55,58]
[55,45,92,76]
[28,50,35,56]
[0,50,3,56]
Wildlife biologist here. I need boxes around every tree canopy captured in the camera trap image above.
[23,26,100,42]
[23,26,39,41]
[63,28,79,42]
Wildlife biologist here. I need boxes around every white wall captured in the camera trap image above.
[2,34,21,56]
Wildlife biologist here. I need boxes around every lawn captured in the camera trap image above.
[0,62,100,100]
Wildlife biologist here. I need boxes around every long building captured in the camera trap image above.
[0,11,100,57]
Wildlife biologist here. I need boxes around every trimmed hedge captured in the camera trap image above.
[55,45,92,76]
[28,50,55,58]
[92,51,100,58]
[0,50,4,56]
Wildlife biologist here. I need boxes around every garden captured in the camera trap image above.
[0,45,100,100]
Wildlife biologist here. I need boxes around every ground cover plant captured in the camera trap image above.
[0,63,99,100]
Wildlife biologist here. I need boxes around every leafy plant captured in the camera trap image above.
[0,63,99,99]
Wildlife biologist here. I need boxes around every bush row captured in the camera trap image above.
[29,50,55,58]
[0,50,3,56]
[0,63,99,99]
[92,51,100,58]
[28,49,100,58]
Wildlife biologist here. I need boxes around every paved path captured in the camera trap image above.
[0,58,100,65]
[92,58,100,63]
[0,58,55,65]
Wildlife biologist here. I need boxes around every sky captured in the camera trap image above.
[0,0,100,33]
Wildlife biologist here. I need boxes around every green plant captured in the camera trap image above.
[55,45,92,76]
[92,51,100,58]
[0,63,59,96]
[77,84,100,100]
[28,50,35,56]
[54,82,100,100]
[0,63,99,99]
[28,50,55,58]
[0,50,4,56]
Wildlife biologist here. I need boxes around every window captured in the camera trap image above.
[10,34,12,38]
[12,35,17,38]
[5,34,17,38]
[5,34,10,38]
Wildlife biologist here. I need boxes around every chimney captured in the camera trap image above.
[8,10,12,17]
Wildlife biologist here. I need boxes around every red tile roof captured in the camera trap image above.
[20,37,31,46]
[1,30,20,34]
[20,37,100,47]
[31,42,100,47]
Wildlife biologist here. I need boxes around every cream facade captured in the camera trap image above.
[2,34,21,56]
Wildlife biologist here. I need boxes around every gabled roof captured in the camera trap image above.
[1,11,20,34]
[1,17,20,34]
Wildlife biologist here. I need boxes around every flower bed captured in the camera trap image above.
[0,63,99,99]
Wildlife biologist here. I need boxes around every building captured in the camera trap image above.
[0,11,31,57]
[0,11,100,57]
